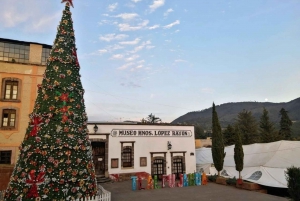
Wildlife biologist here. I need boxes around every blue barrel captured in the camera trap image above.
[131,176,137,191]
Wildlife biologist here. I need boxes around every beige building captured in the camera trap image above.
[195,137,212,148]
[0,38,51,164]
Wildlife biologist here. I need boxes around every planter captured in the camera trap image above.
[237,178,243,185]
[216,177,227,185]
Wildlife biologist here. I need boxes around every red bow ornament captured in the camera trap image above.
[30,116,43,137]
[26,170,46,198]
[72,48,80,66]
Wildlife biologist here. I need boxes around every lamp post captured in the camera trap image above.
[93,124,98,133]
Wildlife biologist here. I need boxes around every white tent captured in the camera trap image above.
[195,140,300,188]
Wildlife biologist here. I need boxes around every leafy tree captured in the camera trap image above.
[259,108,277,143]
[285,166,300,201]
[279,108,293,140]
[223,124,235,146]
[194,125,206,139]
[4,2,97,200]
[234,126,244,179]
[146,113,162,124]
[236,110,259,145]
[211,103,226,176]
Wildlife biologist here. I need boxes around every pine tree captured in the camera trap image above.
[5,1,97,200]
[236,110,259,145]
[223,124,235,146]
[211,103,226,176]
[259,108,276,143]
[279,108,293,140]
[234,126,244,179]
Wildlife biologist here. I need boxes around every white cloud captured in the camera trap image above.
[175,59,187,63]
[164,8,174,16]
[98,49,108,55]
[0,1,60,32]
[99,34,128,42]
[107,44,125,51]
[108,3,118,12]
[121,82,141,88]
[31,12,60,32]
[119,38,141,45]
[118,20,149,31]
[137,60,145,64]
[118,62,135,70]
[110,54,124,60]
[132,0,142,3]
[146,45,155,49]
[163,20,180,29]
[148,24,160,30]
[149,0,165,13]
[129,40,151,53]
[136,65,143,69]
[97,44,124,55]
[126,55,140,62]
[115,13,139,20]
[175,29,180,33]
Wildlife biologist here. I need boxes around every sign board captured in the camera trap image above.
[111,129,192,137]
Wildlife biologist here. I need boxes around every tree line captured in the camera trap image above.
[222,107,293,145]
[194,107,294,145]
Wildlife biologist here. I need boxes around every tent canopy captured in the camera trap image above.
[195,140,300,188]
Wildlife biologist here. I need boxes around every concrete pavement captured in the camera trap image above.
[101,180,289,201]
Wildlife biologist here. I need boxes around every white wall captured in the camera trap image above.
[88,124,196,175]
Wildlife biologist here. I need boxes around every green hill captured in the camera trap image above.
[171,97,300,136]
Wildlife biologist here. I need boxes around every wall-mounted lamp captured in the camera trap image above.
[167,141,172,150]
[93,124,98,133]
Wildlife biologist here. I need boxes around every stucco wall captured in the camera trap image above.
[88,124,196,176]
[0,61,46,163]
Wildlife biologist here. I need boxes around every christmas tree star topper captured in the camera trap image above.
[61,0,74,8]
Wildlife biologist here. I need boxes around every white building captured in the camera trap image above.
[87,122,196,180]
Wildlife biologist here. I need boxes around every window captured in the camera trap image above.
[2,109,16,128]
[0,151,12,164]
[41,47,51,65]
[1,78,21,102]
[4,81,18,100]
[153,158,164,179]
[0,42,29,63]
[247,171,262,181]
[122,146,132,167]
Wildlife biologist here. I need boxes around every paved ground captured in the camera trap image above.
[101,181,289,201]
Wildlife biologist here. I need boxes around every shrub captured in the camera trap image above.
[285,166,300,201]
[208,174,218,182]
[226,177,237,186]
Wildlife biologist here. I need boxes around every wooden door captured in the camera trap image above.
[91,142,105,175]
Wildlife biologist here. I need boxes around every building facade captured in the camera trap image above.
[87,122,196,180]
[0,38,51,165]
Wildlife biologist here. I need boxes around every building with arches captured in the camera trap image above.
[87,122,196,180]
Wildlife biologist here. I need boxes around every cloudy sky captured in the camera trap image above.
[1,0,300,123]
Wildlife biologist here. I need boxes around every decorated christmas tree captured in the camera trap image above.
[4,1,97,200]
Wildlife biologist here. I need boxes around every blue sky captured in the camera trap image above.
[1,0,300,123]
